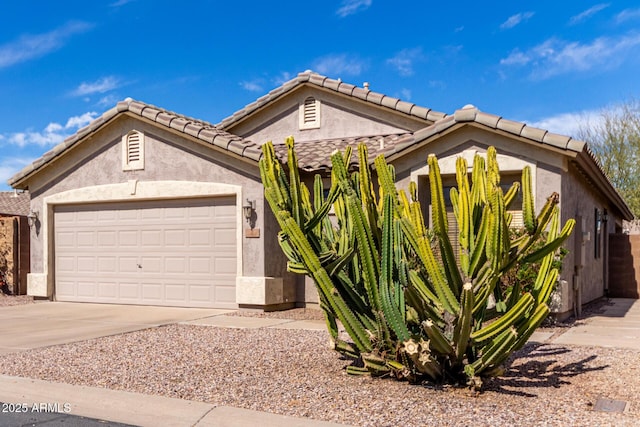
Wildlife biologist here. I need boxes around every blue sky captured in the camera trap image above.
[1,0,639,190]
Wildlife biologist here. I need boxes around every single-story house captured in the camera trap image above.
[8,71,633,318]
[0,191,30,295]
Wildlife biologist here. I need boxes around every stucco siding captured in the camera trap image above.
[228,87,427,145]
[25,116,269,281]
[562,163,616,305]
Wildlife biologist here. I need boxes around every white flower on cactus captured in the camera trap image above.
[402,339,419,356]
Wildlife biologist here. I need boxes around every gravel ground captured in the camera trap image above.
[0,293,33,307]
[0,318,638,426]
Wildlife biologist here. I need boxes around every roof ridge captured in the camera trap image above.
[217,70,448,130]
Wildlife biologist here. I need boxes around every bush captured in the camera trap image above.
[260,138,574,389]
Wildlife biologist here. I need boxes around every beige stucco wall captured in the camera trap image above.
[227,87,428,145]
[22,115,295,306]
[561,163,618,308]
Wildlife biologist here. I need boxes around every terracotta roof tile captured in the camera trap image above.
[520,126,547,142]
[475,111,501,128]
[381,96,399,110]
[543,132,571,149]
[141,106,161,121]
[497,118,526,135]
[184,123,203,138]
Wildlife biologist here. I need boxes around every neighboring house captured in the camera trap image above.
[8,71,633,318]
[0,191,30,295]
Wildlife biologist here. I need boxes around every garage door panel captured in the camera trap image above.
[119,283,139,300]
[98,282,117,298]
[117,231,138,246]
[77,256,95,272]
[55,197,237,308]
[77,281,97,297]
[56,231,76,248]
[165,257,186,273]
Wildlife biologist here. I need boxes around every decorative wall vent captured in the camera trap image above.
[299,96,321,130]
[122,130,145,171]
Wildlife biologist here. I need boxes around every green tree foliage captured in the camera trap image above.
[579,99,640,217]
[260,138,574,389]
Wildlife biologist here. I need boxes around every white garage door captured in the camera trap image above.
[54,197,237,308]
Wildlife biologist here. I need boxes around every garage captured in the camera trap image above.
[54,197,237,308]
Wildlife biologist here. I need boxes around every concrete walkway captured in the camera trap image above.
[1,298,639,426]
[552,298,640,349]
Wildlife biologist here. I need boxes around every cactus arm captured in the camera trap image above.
[285,136,304,225]
[521,219,575,264]
[455,157,472,277]
[470,292,534,345]
[521,166,536,233]
[468,209,489,277]
[279,212,373,351]
[380,194,411,342]
[400,217,460,314]
[428,154,463,296]
[422,319,455,357]
[454,282,474,361]
[469,327,518,376]
[512,303,550,351]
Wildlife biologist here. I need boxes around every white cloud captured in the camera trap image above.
[525,109,603,138]
[0,21,93,68]
[454,26,464,33]
[400,89,411,101]
[336,0,372,18]
[386,48,423,77]
[110,0,136,7]
[240,80,264,92]
[616,8,640,24]
[97,94,119,107]
[428,80,446,90]
[500,11,535,30]
[569,3,609,25]
[313,54,366,76]
[272,72,293,86]
[500,32,640,79]
[72,76,121,96]
[0,156,37,189]
[4,112,98,148]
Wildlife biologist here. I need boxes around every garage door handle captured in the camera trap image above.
[137,264,142,269]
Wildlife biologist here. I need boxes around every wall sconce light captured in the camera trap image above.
[243,199,255,224]
[27,209,39,228]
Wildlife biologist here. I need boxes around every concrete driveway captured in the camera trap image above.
[0,302,233,355]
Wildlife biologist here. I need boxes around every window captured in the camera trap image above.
[299,96,321,130]
[595,208,602,259]
[434,174,523,262]
[122,130,145,171]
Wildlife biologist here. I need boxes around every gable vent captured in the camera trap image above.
[127,133,141,162]
[299,96,321,130]
[122,130,145,171]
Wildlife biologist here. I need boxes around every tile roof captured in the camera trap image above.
[8,99,262,187]
[217,71,448,130]
[274,133,414,172]
[0,191,30,216]
[6,76,630,219]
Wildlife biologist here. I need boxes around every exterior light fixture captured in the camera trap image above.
[243,199,255,224]
[27,209,39,228]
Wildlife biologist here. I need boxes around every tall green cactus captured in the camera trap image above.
[260,137,575,389]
